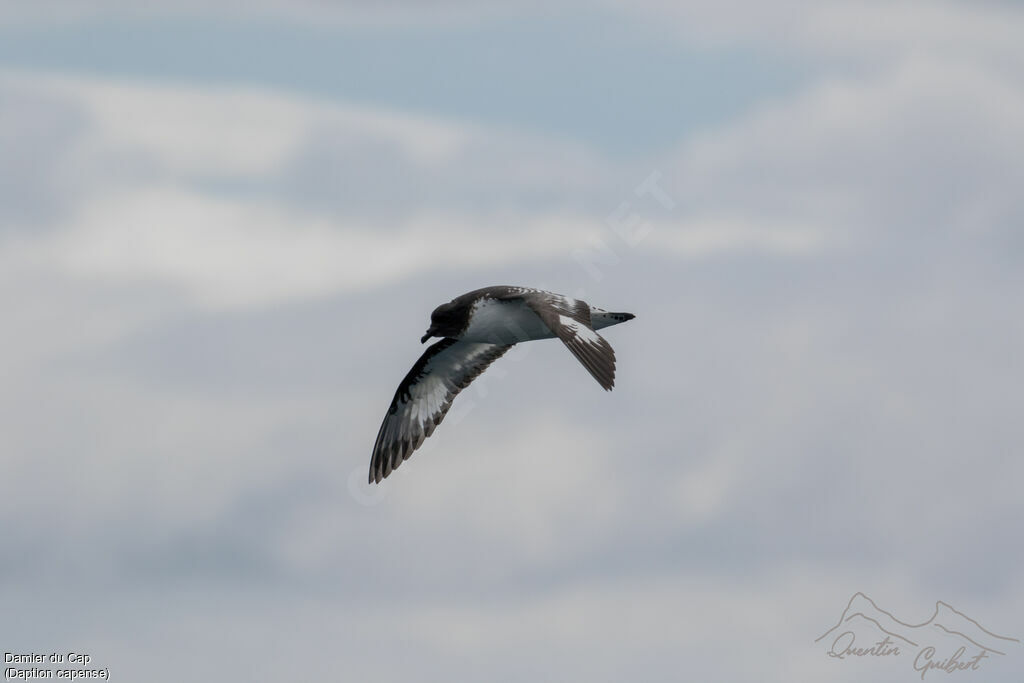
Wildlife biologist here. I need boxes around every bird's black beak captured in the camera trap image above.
[420,330,434,344]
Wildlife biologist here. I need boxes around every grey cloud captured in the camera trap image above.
[0,84,91,230]
[7,248,1021,594]
[0,78,182,234]
[252,124,620,221]
[3,6,1024,681]
[2,242,1022,682]
[664,58,1024,261]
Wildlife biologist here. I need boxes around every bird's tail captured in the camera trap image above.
[589,309,636,330]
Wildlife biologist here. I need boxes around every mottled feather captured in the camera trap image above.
[368,339,511,483]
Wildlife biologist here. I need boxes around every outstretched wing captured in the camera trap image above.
[520,292,617,391]
[369,339,511,483]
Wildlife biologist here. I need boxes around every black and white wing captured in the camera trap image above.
[369,339,511,483]
[520,292,616,390]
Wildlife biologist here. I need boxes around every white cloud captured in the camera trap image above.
[0,71,580,308]
[0,70,469,181]
[657,215,830,256]
[1,71,844,313]
[802,0,1024,68]
[16,194,834,311]
[10,49,1024,318]
[669,55,1024,242]
[8,186,618,310]
[612,0,1024,71]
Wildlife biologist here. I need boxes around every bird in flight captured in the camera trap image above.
[369,286,635,483]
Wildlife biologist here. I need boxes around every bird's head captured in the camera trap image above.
[421,302,463,343]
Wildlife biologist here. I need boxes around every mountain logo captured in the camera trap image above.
[816,592,1019,678]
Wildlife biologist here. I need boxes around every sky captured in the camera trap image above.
[1,1,1023,681]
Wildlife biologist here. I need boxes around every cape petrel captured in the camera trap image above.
[369,286,635,483]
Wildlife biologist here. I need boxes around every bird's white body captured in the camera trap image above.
[460,298,555,343]
[460,297,627,344]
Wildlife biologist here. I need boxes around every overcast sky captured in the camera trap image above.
[2,2,1023,681]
